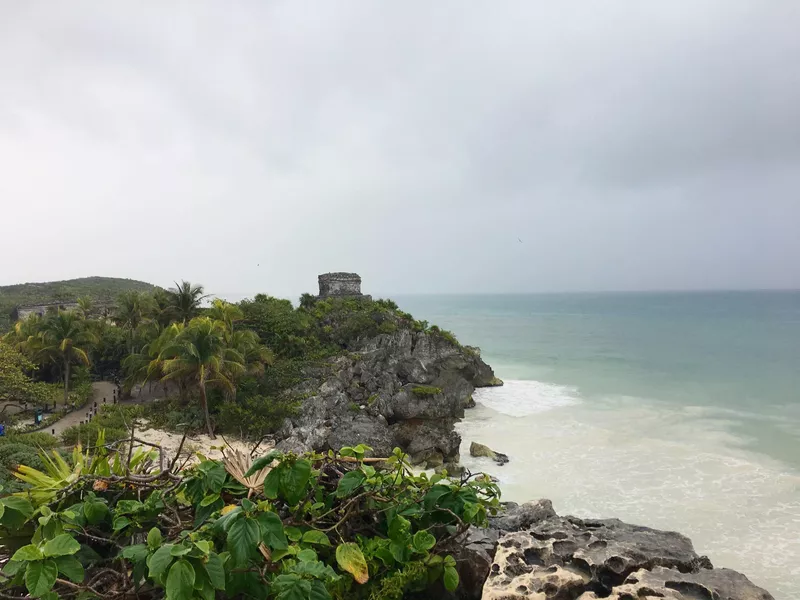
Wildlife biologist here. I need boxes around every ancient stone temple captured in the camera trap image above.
[317,272,371,300]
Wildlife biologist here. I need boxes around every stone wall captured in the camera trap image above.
[318,272,366,298]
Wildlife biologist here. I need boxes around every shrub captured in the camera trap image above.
[61,404,144,446]
[215,394,301,439]
[0,444,501,600]
[411,386,443,398]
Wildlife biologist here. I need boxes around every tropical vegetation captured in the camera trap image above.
[0,436,499,600]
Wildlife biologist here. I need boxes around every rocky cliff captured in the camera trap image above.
[459,501,774,600]
[275,328,498,468]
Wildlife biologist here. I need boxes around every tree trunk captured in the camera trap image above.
[199,382,215,439]
[63,359,70,405]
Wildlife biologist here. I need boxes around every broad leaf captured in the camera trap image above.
[54,556,84,583]
[280,459,311,506]
[262,467,282,499]
[2,496,34,518]
[203,553,226,590]
[147,527,163,549]
[412,530,436,552]
[204,464,227,494]
[199,493,220,507]
[166,559,195,600]
[25,559,58,597]
[112,516,132,532]
[42,534,81,557]
[336,471,366,498]
[301,530,331,546]
[335,543,369,584]
[443,565,459,592]
[244,450,282,476]
[257,511,287,550]
[170,545,192,557]
[12,544,43,562]
[148,544,175,579]
[227,516,260,567]
[121,544,149,563]
[83,500,108,525]
[310,580,332,600]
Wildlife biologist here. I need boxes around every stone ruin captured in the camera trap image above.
[317,272,371,301]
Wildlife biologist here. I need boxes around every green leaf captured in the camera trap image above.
[443,565,459,592]
[257,511,288,550]
[284,526,302,542]
[389,540,410,564]
[241,498,256,512]
[443,554,456,568]
[2,560,25,576]
[115,500,144,514]
[310,580,332,600]
[83,500,108,525]
[336,470,366,498]
[166,559,195,600]
[244,450,282,477]
[227,516,260,567]
[199,493,220,507]
[112,516,133,532]
[25,559,58,597]
[121,544,149,563]
[412,530,436,552]
[42,534,81,557]
[2,496,34,518]
[170,545,192,557]
[296,548,317,562]
[280,459,311,506]
[335,543,369,584]
[204,464,227,494]
[203,553,226,591]
[301,530,331,546]
[54,555,84,583]
[263,467,282,499]
[147,527,163,549]
[148,544,175,579]
[12,544,43,562]
[388,515,410,543]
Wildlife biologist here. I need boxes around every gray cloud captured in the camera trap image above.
[1,1,798,297]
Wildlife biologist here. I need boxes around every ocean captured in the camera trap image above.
[396,291,800,599]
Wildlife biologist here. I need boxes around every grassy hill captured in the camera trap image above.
[0,276,159,330]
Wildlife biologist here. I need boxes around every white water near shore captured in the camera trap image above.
[457,380,800,599]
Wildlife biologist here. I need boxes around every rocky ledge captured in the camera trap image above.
[275,329,499,467]
[456,500,773,600]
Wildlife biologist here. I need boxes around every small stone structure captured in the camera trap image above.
[317,272,371,301]
[16,302,79,320]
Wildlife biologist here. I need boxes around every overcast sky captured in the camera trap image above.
[1,2,799,298]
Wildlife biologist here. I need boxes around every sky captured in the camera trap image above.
[1,2,799,299]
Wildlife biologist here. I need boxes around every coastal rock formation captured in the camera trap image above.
[472,503,774,600]
[275,328,498,464]
[470,441,510,465]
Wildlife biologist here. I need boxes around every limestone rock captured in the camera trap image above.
[479,512,774,600]
[275,327,498,460]
[578,566,774,600]
[470,441,510,465]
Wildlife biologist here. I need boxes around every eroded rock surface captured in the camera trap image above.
[275,329,498,462]
[478,504,774,600]
[470,441,510,465]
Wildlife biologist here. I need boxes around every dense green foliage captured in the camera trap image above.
[0,277,158,331]
[0,432,59,493]
[2,278,462,441]
[0,439,499,600]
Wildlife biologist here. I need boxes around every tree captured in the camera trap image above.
[168,281,208,324]
[157,317,244,438]
[37,311,97,404]
[114,291,154,352]
[0,341,48,409]
[76,296,94,319]
[206,298,243,332]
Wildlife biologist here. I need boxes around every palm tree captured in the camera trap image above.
[157,317,244,439]
[224,328,273,400]
[168,281,209,324]
[76,297,94,319]
[207,299,243,332]
[38,311,97,404]
[114,291,153,352]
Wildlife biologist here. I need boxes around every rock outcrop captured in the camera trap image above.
[470,441,510,465]
[456,501,774,600]
[275,329,498,465]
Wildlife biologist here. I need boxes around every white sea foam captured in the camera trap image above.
[458,383,800,599]
[472,379,579,416]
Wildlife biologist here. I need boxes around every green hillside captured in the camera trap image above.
[0,276,159,330]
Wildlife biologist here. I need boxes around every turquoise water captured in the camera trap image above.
[397,291,800,598]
